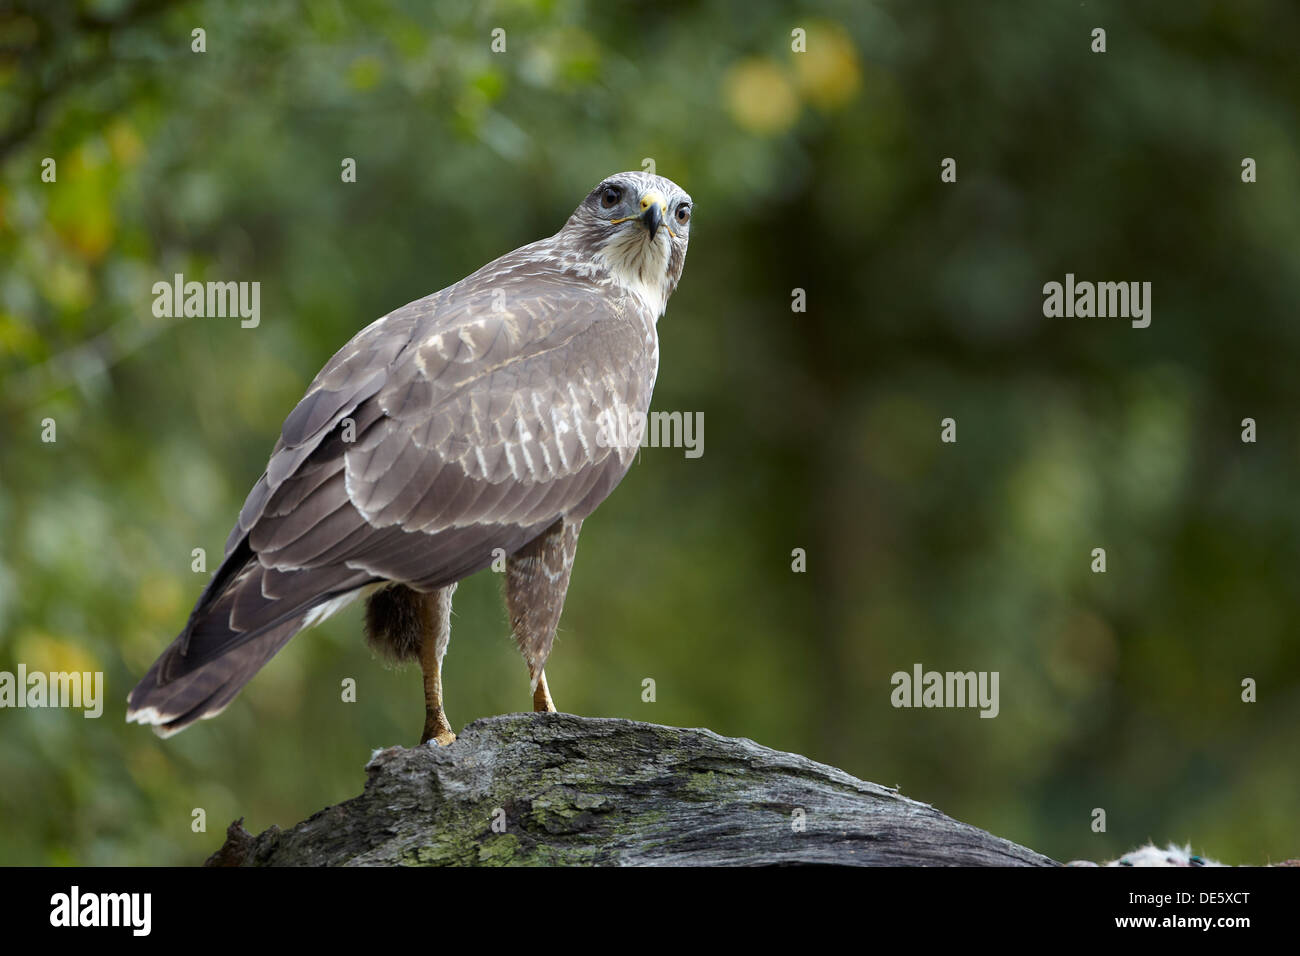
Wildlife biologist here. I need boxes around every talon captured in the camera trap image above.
[420,708,456,747]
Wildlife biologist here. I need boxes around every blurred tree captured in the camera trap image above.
[0,0,1297,865]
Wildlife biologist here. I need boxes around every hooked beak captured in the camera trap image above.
[639,190,667,240]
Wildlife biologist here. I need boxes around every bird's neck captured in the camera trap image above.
[591,232,675,320]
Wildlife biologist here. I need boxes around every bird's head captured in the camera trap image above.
[566,171,692,318]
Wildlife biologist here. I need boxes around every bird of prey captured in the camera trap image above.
[127,171,693,745]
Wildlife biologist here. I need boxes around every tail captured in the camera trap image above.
[127,540,374,737]
[126,616,306,737]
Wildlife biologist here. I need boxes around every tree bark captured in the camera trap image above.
[206,713,1057,866]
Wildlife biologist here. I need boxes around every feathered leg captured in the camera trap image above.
[506,517,582,713]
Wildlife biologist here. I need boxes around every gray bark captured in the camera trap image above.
[207,713,1058,866]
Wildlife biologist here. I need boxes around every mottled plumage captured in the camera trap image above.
[128,172,693,739]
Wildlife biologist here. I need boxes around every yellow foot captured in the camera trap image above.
[420,711,456,746]
[533,670,557,713]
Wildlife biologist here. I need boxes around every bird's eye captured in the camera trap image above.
[675,202,691,224]
[600,185,623,209]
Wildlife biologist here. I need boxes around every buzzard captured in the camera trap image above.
[127,171,693,744]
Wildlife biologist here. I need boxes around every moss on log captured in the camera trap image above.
[207,714,1056,867]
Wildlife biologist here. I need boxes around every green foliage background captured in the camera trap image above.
[1,0,1297,865]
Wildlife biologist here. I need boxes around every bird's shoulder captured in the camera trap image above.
[313,237,648,396]
[228,238,656,555]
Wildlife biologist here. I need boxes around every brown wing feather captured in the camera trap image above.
[128,241,656,733]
